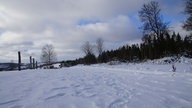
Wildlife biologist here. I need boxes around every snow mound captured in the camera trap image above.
[146,56,192,64]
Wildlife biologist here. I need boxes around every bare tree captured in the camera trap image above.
[96,38,104,55]
[41,44,57,65]
[183,0,192,31]
[139,1,168,37]
[81,41,94,55]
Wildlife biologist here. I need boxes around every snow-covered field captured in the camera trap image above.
[0,60,192,108]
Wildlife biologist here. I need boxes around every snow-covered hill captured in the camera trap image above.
[0,59,192,108]
[146,56,192,64]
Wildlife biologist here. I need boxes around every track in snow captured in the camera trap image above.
[0,65,192,108]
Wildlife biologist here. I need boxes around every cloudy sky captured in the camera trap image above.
[0,0,188,63]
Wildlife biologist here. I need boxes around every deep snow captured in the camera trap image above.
[0,61,192,108]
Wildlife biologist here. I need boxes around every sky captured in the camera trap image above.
[0,0,189,63]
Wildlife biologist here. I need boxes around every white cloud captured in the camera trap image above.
[171,23,190,37]
[77,15,140,42]
[0,0,187,62]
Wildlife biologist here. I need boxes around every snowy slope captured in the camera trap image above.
[146,56,192,64]
[0,63,192,108]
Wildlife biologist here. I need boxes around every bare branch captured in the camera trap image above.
[96,38,104,55]
[139,1,168,37]
[81,41,94,55]
[41,44,57,64]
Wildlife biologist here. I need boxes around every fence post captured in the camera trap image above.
[36,61,38,69]
[18,51,21,71]
[33,58,35,69]
[30,56,32,69]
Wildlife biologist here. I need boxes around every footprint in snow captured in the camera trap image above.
[51,87,68,91]
[0,99,20,106]
[108,99,128,108]
[45,93,65,101]
[10,105,23,108]
[76,91,96,98]
[108,89,137,108]
[71,84,81,88]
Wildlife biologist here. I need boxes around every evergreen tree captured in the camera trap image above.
[84,53,97,65]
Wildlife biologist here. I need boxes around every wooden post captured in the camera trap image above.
[30,56,32,69]
[18,51,21,71]
[33,58,35,69]
[36,61,38,69]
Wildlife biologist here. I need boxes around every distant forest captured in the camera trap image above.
[62,32,192,66]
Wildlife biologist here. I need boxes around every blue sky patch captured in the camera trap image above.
[78,19,101,26]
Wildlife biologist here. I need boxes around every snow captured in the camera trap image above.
[0,60,192,108]
[146,56,192,64]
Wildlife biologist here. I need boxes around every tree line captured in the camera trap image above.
[61,32,191,66]
[98,32,192,63]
